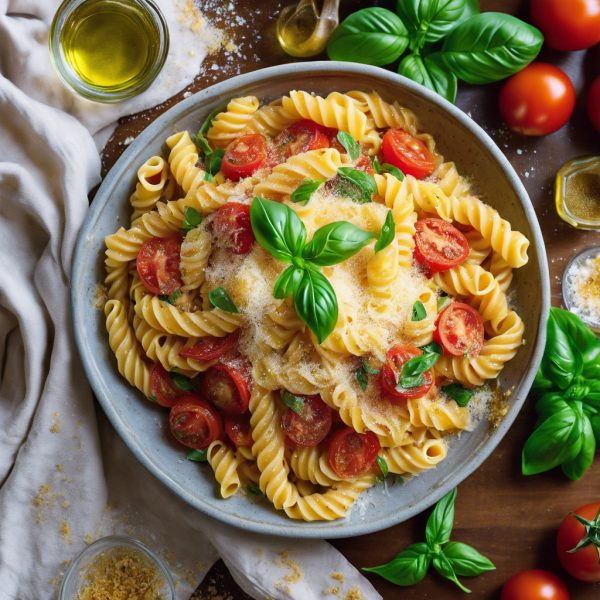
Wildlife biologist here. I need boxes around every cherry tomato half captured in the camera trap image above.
[531,0,600,51]
[328,427,380,479]
[379,345,434,400]
[224,411,253,446]
[500,570,569,600]
[354,154,376,175]
[382,128,436,180]
[212,202,255,254]
[281,394,333,447]
[221,134,268,181]
[414,218,469,274]
[150,363,192,407]
[499,63,575,136]
[433,302,484,358]
[588,76,600,134]
[169,394,222,450]
[274,120,330,159]
[557,502,600,582]
[136,233,183,295]
[201,363,251,416]
[179,330,240,362]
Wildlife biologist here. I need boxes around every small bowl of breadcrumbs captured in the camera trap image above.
[59,536,175,600]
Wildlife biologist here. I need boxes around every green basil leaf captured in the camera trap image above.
[246,484,262,496]
[544,309,583,390]
[398,374,425,390]
[363,542,431,586]
[337,132,360,160]
[535,392,570,419]
[195,134,212,155]
[591,415,600,444]
[204,172,214,182]
[437,295,452,312]
[282,390,305,416]
[362,357,381,375]
[199,105,225,137]
[396,475,405,484]
[457,0,480,24]
[170,366,179,372]
[292,268,338,344]
[158,290,181,305]
[397,0,467,44]
[442,13,544,84]
[398,53,458,104]
[250,197,307,263]
[148,394,157,402]
[421,342,443,355]
[356,366,368,391]
[302,221,376,267]
[187,449,208,462]
[377,455,389,478]
[208,286,239,313]
[522,403,585,476]
[375,211,395,254]
[290,178,326,205]
[426,487,457,548]
[205,148,225,176]
[372,157,381,174]
[561,414,596,481]
[337,167,377,204]
[443,541,496,577]
[381,163,405,182]
[273,266,302,300]
[411,300,427,322]
[432,552,471,593]
[402,351,440,379]
[327,7,409,66]
[181,206,202,233]
[172,373,196,392]
[443,383,475,407]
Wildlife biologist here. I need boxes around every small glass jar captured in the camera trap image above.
[49,0,169,103]
[58,536,175,600]
[555,156,600,230]
[563,246,600,333]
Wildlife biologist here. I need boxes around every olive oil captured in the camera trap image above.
[60,0,160,90]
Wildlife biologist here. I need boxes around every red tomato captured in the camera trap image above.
[136,233,183,295]
[281,394,333,447]
[382,128,436,179]
[379,345,434,400]
[274,120,330,159]
[354,154,376,175]
[212,202,255,254]
[150,363,191,407]
[221,134,268,181]
[201,363,251,416]
[224,411,253,446]
[413,218,469,274]
[499,63,575,136]
[588,76,600,134]
[321,126,346,152]
[179,330,240,361]
[557,502,600,582]
[433,303,484,358]
[500,570,569,600]
[169,394,222,449]
[328,427,380,479]
[531,0,600,51]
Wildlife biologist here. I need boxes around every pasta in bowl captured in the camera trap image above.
[102,89,528,522]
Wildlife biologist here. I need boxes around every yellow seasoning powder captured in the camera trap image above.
[564,171,600,222]
[565,252,600,329]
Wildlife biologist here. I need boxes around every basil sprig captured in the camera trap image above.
[251,197,376,343]
[181,206,202,233]
[193,105,227,180]
[364,488,495,590]
[209,287,239,313]
[282,390,305,416]
[523,308,600,481]
[398,344,442,390]
[290,178,326,205]
[327,3,543,104]
[374,211,395,254]
[337,167,377,204]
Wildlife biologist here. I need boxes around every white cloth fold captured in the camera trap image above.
[0,2,383,599]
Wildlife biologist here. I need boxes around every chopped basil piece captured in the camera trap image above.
[205,148,225,176]
[172,373,196,392]
[204,172,214,182]
[181,206,202,233]
[382,163,405,181]
[396,475,404,484]
[209,287,239,313]
[337,131,360,160]
[372,156,381,174]
[437,295,452,311]
[337,167,377,204]
[148,395,157,402]
[377,456,389,478]
[282,390,305,415]
[290,178,326,205]
[443,384,475,407]
[361,357,380,375]
[356,366,369,391]
[187,449,208,462]
[246,484,262,496]
[411,300,427,322]
[374,210,395,254]
[158,290,181,305]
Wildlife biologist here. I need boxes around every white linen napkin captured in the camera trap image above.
[0,2,383,599]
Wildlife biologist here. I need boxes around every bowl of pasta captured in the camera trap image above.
[72,62,549,537]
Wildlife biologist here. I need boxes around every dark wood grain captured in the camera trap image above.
[100,1,600,598]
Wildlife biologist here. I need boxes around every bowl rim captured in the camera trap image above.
[71,61,550,538]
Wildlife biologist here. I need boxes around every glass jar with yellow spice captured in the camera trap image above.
[556,156,600,230]
[49,0,169,103]
[563,247,600,333]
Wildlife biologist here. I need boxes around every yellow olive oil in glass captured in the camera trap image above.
[60,0,160,91]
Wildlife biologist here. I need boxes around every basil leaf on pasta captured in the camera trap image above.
[205,148,225,176]
[398,374,425,390]
[159,290,181,305]
[376,456,389,482]
[411,300,427,322]
[421,342,443,356]
[209,287,239,313]
[246,484,262,496]
[362,357,380,375]
[437,295,452,311]
[172,373,196,392]
[356,366,369,391]
[181,206,202,233]
[375,210,395,254]
[198,105,225,137]
[372,156,381,174]
[337,167,377,204]
[273,266,302,299]
[443,383,475,407]
[187,449,208,462]
[290,178,326,205]
[282,391,305,415]
[402,351,440,379]
[337,132,360,160]
[381,163,405,182]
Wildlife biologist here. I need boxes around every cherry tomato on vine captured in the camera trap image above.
[382,128,436,179]
[500,570,569,600]
[531,0,600,51]
[557,502,600,583]
[499,63,575,136]
[222,134,268,181]
[379,345,433,400]
[588,76,600,134]
[328,427,380,479]
[169,394,222,450]
[136,233,183,295]
[212,202,255,254]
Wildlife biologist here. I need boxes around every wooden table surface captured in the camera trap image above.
[100,1,600,598]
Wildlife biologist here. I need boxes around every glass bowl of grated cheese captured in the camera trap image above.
[59,536,175,600]
[563,246,600,332]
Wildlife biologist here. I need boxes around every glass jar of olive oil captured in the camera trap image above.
[49,0,169,103]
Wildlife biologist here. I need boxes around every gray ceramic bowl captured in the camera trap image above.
[71,62,550,538]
